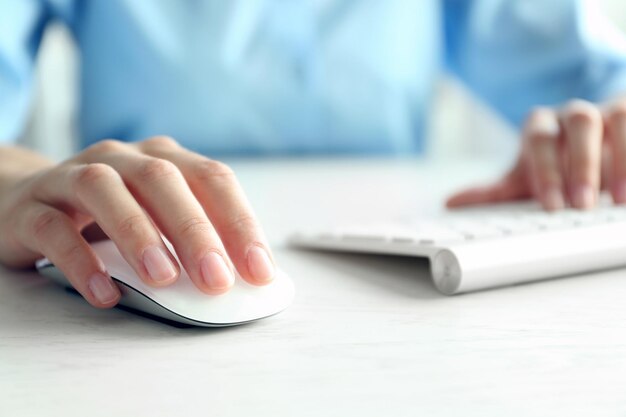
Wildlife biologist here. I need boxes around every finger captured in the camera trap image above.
[141,138,274,286]
[83,150,235,295]
[560,100,603,209]
[605,103,626,203]
[445,163,529,208]
[33,163,180,287]
[524,108,565,211]
[15,202,120,308]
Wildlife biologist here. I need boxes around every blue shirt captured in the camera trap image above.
[2,0,626,155]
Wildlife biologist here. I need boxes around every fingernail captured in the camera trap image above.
[247,245,275,283]
[544,187,565,211]
[200,252,235,290]
[572,185,595,209]
[88,272,119,304]
[615,180,626,203]
[143,246,178,282]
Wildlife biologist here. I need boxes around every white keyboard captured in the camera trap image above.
[289,199,626,295]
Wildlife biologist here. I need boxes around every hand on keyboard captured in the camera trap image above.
[290,198,626,294]
[446,98,626,212]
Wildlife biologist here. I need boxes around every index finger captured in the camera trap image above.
[559,100,603,209]
[141,140,275,286]
[524,107,565,211]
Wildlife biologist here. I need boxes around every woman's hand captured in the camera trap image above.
[447,99,626,211]
[0,137,275,308]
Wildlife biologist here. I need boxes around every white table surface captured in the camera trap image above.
[3,157,626,417]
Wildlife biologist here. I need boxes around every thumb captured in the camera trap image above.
[445,165,530,208]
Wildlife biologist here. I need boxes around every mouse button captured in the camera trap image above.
[228,269,296,312]
[90,239,294,322]
[90,240,198,294]
[150,269,295,323]
[90,240,138,282]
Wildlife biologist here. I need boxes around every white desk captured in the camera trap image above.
[3,157,626,417]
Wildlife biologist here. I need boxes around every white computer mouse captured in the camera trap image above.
[36,239,295,327]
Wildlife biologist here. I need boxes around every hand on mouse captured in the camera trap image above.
[0,137,275,308]
[447,98,626,211]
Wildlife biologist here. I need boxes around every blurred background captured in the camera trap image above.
[20,0,626,162]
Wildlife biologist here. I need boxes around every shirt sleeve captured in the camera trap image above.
[443,0,626,128]
[0,1,49,144]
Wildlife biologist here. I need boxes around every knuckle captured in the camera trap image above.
[144,135,180,149]
[74,163,119,189]
[177,216,214,238]
[71,164,122,207]
[87,139,125,155]
[524,108,560,147]
[193,159,235,182]
[223,213,258,235]
[526,107,553,125]
[136,158,180,183]
[528,130,553,147]
[32,210,64,239]
[563,100,602,127]
[535,169,561,187]
[57,241,85,265]
[115,214,148,239]
[72,164,120,201]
